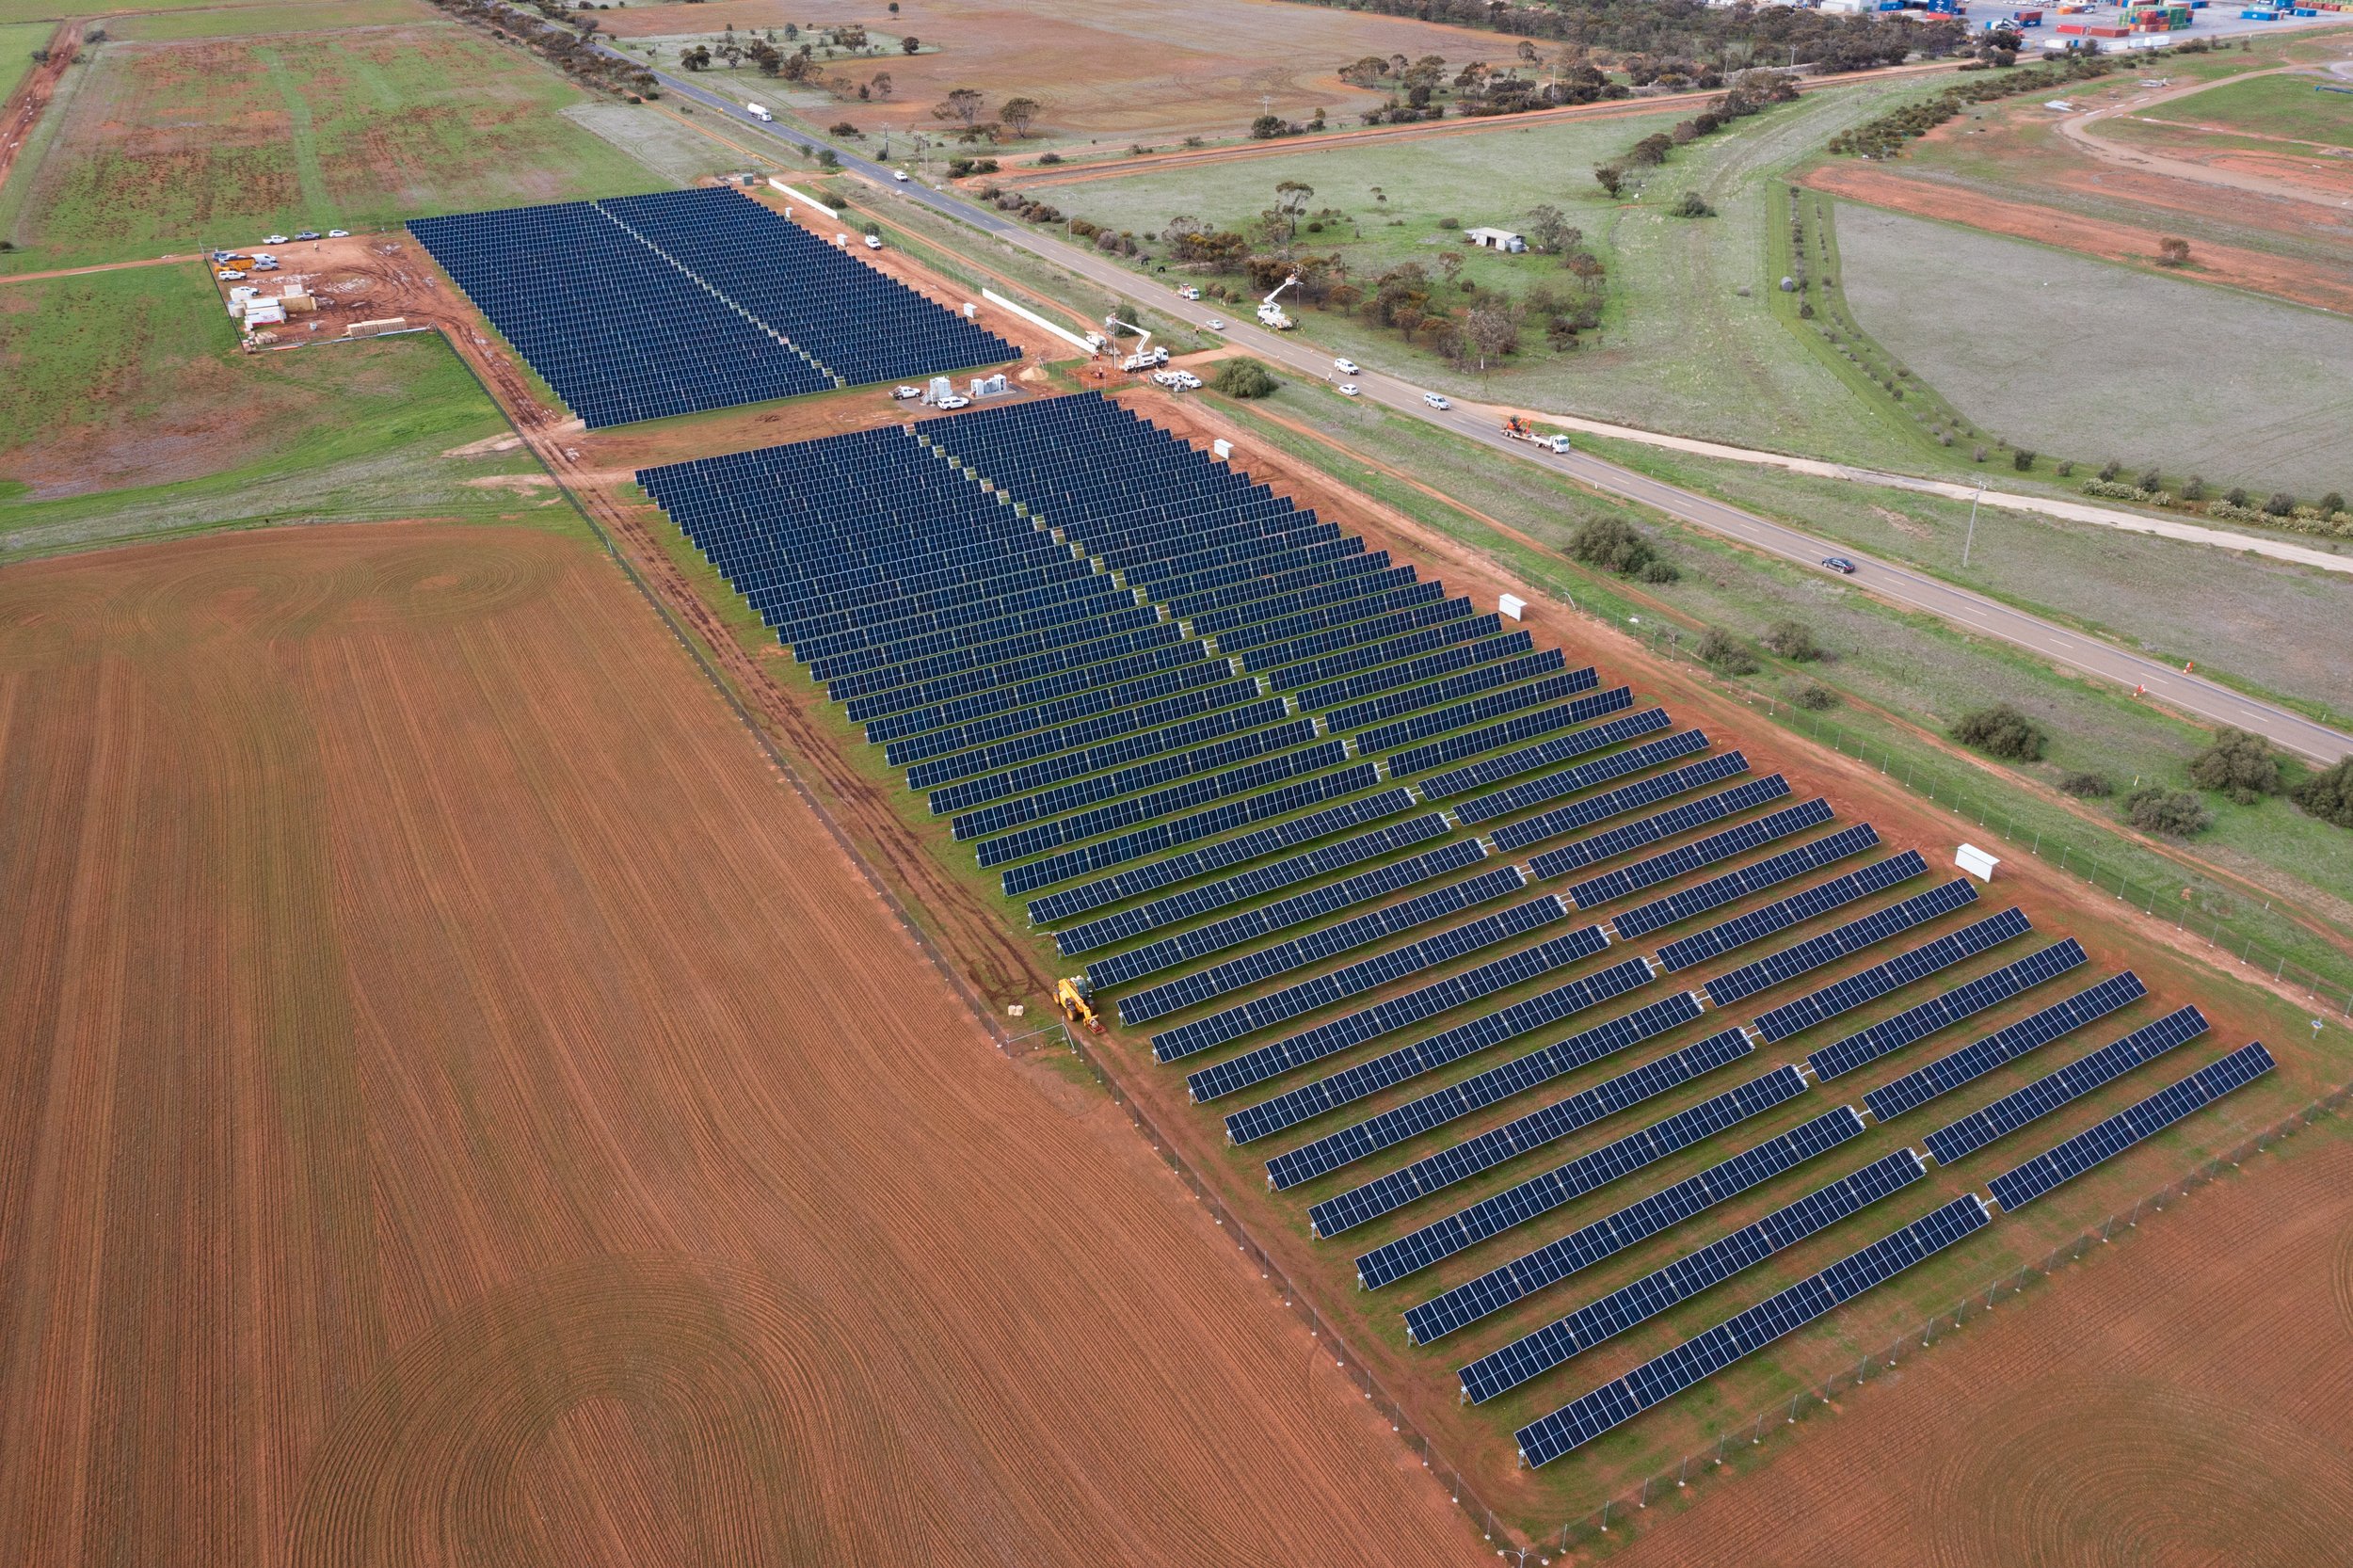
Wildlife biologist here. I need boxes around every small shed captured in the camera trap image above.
[1465,227,1527,252]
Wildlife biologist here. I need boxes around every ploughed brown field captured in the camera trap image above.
[1623,1125,2353,1567]
[0,522,1476,1567]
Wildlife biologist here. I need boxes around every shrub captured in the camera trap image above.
[1973,445,1987,463]
[2225,487,2248,507]
[2265,491,2297,517]
[2056,459,2073,477]
[1671,190,1714,217]
[2058,769,2112,798]
[1762,618,1823,662]
[2185,727,2281,804]
[1036,151,1063,165]
[1694,626,1758,675]
[2289,757,2353,829]
[2012,448,2035,472]
[1793,681,1838,711]
[1437,216,1459,229]
[2320,491,2347,517]
[1639,558,1681,584]
[2181,474,2204,501]
[1567,516,1663,578]
[1209,358,1279,398]
[1950,702,2046,761]
[2099,459,2121,482]
[2122,786,2212,838]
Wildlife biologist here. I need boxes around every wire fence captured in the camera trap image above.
[1542,1080,2352,1560]
[1612,620,2353,1023]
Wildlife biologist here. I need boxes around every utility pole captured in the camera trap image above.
[1962,478,1985,568]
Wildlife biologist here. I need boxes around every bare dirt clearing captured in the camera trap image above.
[0,522,1479,1567]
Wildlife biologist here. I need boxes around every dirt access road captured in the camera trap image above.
[0,523,1481,1568]
[2058,60,2353,214]
[0,21,75,195]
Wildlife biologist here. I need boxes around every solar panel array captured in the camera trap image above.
[1750,904,2032,1044]
[1865,969,2148,1122]
[1353,1045,1797,1288]
[1808,938,2090,1082]
[1256,991,1704,1180]
[632,389,2256,1471]
[1414,1106,1867,1350]
[1514,1193,1990,1464]
[410,187,1017,427]
[1988,1042,2273,1210]
[1923,1004,2208,1164]
[1465,1147,1928,1405]
[1654,851,1929,974]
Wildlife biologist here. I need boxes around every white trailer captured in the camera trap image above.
[745,102,775,121]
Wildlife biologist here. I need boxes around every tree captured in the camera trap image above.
[2059,770,2113,798]
[1273,179,1314,240]
[1392,307,1425,344]
[1250,113,1286,139]
[1567,516,1664,578]
[1462,306,1518,370]
[1695,627,1758,675]
[1209,358,1279,398]
[2157,235,2191,267]
[933,87,984,126]
[2265,491,2297,517]
[2186,728,2281,804]
[2123,786,2212,838]
[1794,681,1838,711]
[1593,163,1626,198]
[2012,448,2035,472]
[1627,132,1674,167]
[1950,703,2046,761]
[682,43,712,70]
[1327,282,1363,315]
[2289,757,2353,829]
[1762,619,1823,661]
[1000,96,1041,136]
[1671,190,1713,217]
[1524,203,1577,256]
[717,40,743,68]
[901,34,920,54]
[870,71,893,99]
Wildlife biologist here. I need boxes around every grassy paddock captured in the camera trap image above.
[2141,69,2353,144]
[1833,203,2353,499]
[105,0,432,40]
[0,23,663,269]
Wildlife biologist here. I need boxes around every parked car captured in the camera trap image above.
[891,386,922,399]
[216,268,246,280]
[327,229,349,238]
[211,249,236,264]
[265,233,288,244]
[864,233,882,249]
[1334,358,1359,375]
[295,229,321,241]
[1821,556,1858,575]
[937,394,971,409]
[1176,285,1201,299]
[1423,392,1450,410]
[1337,383,1360,397]
[1204,317,1226,330]
[253,259,280,271]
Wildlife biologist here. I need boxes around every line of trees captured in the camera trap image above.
[1284,0,1950,74]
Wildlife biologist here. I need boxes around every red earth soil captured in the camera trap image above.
[0,21,75,195]
[0,523,1481,1567]
[1801,163,2353,315]
[1607,1127,2353,1566]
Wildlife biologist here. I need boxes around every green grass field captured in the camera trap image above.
[2154,69,2353,146]
[0,264,551,560]
[105,0,432,40]
[1834,203,2353,499]
[0,23,666,270]
[0,0,327,20]
[0,19,51,94]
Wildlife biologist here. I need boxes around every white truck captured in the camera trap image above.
[1257,274,1300,331]
[745,102,774,122]
[1502,416,1572,455]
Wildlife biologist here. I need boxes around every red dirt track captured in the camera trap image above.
[1614,1130,2353,1566]
[0,524,1478,1566]
[0,22,75,195]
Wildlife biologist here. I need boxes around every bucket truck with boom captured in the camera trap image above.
[1257,274,1300,330]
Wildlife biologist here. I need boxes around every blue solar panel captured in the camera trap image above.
[410,188,1018,426]
[1704,880,1980,1010]
[1416,1105,1867,1351]
[1924,1004,2208,1164]
[1809,938,2090,1083]
[1654,851,1927,973]
[1529,776,1795,883]
[1749,904,2031,1044]
[1466,1145,1928,1404]
[1353,1048,1804,1288]
[1083,837,1482,987]
[1251,988,1699,1174]
[1344,662,1592,749]
[1115,863,1526,1026]
[1320,1039,1780,1246]
[1151,896,1574,1061]
[1573,801,1848,918]
[923,696,1288,812]
[1988,1042,2273,1210]
[1431,717,1692,809]
[1862,967,2145,1120]
[1180,925,1614,1090]
[1292,632,1536,712]
[1514,1192,1989,1464]
[1484,744,1739,846]
[1382,688,1636,778]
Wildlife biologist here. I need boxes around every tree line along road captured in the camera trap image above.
[596,47,2353,766]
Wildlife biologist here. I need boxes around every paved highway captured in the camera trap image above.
[605,47,2353,765]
